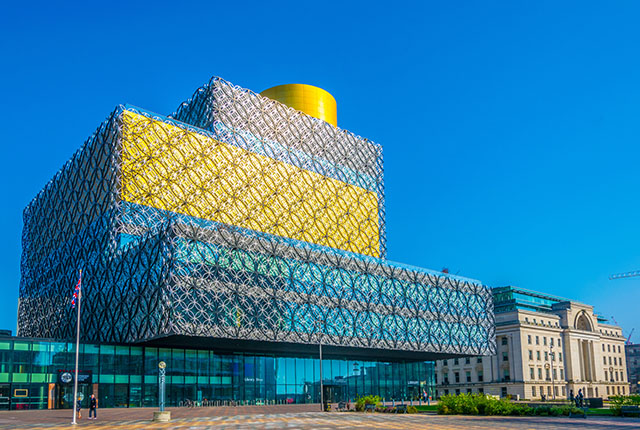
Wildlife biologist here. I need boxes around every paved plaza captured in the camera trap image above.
[0,409,638,430]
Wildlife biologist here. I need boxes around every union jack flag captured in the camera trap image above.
[71,271,82,308]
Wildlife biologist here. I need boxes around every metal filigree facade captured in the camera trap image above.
[17,77,495,358]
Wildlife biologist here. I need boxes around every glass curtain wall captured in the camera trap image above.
[0,339,435,410]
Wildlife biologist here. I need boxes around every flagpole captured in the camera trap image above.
[71,270,82,425]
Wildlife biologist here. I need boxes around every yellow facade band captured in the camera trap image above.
[260,84,337,127]
[120,111,380,257]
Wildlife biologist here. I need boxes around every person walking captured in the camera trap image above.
[89,394,98,420]
[76,396,82,420]
[577,389,584,407]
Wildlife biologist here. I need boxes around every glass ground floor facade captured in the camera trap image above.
[0,337,435,410]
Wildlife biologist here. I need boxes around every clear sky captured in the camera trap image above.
[1,1,639,339]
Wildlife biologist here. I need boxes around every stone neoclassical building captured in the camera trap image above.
[435,286,629,400]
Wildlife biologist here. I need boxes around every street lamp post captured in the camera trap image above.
[159,361,166,412]
[319,338,324,411]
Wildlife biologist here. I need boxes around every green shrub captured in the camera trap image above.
[609,395,640,416]
[407,405,418,414]
[549,406,563,417]
[438,393,516,416]
[355,395,382,412]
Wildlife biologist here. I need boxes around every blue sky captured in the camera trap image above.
[1,1,639,338]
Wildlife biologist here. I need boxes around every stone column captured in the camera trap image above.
[589,341,596,382]
[578,340,586,381]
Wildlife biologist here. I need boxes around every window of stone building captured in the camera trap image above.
[502,337,508,346]
[528,335,532,344]
[538,368,542,379]
[618,345,621,353]
[503,369,510,381]
[467,388,472,394]
[615,371,619,381]
[444,374,449,384]
[455,389,460,395]
[562,387,565,396]
[455,372,460,383]
[595,387,598,397]
[444,389,449,395]
[478,370,484,382]
[623,386,625,395]
[537,351,541,361]
[529,350,533,360]
[609,357,612,365]
[544,351,548,361]
[550,338,554,347]
[443,359,448,366]
[559,353,562,362]
[543,337,547,346]
[554,386,558,396]
[606,386,610,395]
[466,371,471,382]
[502,352,508,362]
[454,358,459,365]
[546,368,550,380]
[558,338,561,346]
[602,344,605,352]
[614,357,617,365]
[617,386,620,395]
[603,356,607,365]
[532,386,536,397]
[553,369,557,380]
[560,369,564,379]
[547,386,551,396]
[608,344,611,352]
[465,357,470,365]
[501,387,508,397]
[530,368,535,379]
[605,370,608,380]
[477,357,482,364]
[536,336,539,345]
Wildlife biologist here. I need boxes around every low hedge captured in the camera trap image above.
[437,393,583,416]
[609,395,640,416]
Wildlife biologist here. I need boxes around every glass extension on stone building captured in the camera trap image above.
[13,77,494,410]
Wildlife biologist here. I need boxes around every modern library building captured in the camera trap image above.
[11,77,495,409]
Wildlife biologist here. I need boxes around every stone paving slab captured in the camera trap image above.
[0,404,321,426]
[0,410,639,430]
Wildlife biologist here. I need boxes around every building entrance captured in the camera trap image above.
[56,384,91,409]
[322,384,345,404]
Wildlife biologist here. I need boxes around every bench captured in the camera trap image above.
[395,404,408,414]
[621,405,640,417]
[364,403,376,413]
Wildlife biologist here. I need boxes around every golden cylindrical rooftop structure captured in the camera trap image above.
[260,84,337,127]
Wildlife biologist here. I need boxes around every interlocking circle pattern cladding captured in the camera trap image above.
[17,77,495,357]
